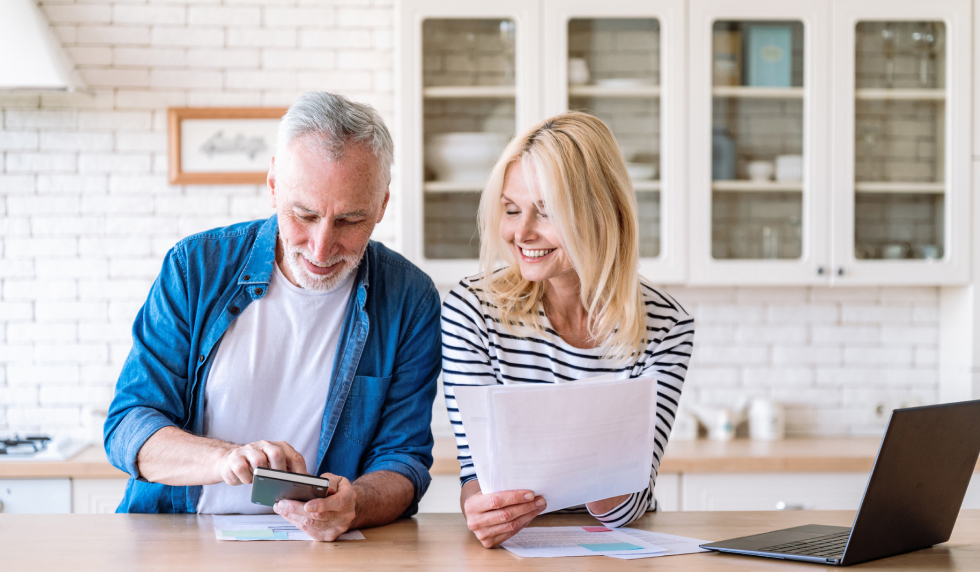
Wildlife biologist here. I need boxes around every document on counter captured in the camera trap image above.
[606,528,711,559]
[454,376,657,513]
[501,526,667,558]
[212,515,366,541]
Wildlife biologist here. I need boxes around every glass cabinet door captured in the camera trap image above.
[831,0,969,284]
[689,0,830,284]
[544,0,685,283]
[397,1,541,283]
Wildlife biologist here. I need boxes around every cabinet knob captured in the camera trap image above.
[836,267,845,276]
[816,266,825,275]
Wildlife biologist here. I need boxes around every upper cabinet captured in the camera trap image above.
[829,0,971,285]
[396,0,541,284]
[688,0,831,284]
[543,0,687,284]
[397,0,972,286]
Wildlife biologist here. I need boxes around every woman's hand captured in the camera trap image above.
[461,480,547,548]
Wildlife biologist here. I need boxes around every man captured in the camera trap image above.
[104,92,441,541]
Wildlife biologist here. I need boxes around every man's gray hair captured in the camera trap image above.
[276,91,393,181]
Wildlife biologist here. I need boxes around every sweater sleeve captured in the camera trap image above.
[441,281,498,487]
[588,290,695,527]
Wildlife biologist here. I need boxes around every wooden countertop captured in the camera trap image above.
[2,510,978,570]
[5,437,976,480]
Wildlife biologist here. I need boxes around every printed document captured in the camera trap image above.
[212,515,365,541]
[501,526,667,558]
[455,376,657,512]
[606,528,711,559]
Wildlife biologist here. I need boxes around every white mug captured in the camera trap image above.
[749,399,785,441]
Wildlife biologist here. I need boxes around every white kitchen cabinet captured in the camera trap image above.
[0,479,71,514]
[397,0,973,287]
[543,0,688,283]
[961,473,980,510]
[688,0,832,285]
[829,0,971,285]
[418,475,462,513]
[71,478,127,514]
[654,473,680,511]
[681,472,868,511]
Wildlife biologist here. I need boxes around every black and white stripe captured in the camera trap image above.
[442,275,695,528]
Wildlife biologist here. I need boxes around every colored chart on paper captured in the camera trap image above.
[579,542,643,552]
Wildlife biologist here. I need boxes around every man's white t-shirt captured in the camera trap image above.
[196,262,355,515]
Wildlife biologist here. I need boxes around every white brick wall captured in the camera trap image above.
[0,0,941,443]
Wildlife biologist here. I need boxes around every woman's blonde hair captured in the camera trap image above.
[477,111,646,363]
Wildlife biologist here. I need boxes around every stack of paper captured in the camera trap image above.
[212,515,365,541]
[501,526,709,560]
[454,376,658,512]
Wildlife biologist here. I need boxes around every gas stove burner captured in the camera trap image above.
[0,434,52,455]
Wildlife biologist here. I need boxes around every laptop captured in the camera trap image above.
[700,399,980,566]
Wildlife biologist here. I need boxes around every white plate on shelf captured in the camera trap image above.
[595,78,656,88]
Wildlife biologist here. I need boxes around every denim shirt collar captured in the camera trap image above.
[237,214,372,294]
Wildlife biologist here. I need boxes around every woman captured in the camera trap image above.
[442,111,695,548]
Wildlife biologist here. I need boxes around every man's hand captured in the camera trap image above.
[217,440,307,486]
[274,473,357,541]
[461,480,546,548]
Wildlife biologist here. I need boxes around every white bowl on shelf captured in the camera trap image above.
[425,132,511,184]
[626,162,657,180]
[595,78,655,88]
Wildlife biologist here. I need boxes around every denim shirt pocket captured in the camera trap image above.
[340,375,393,445]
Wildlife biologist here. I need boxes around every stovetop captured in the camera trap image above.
[0,434,90,461]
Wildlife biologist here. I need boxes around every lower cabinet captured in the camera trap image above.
[72,479,128,514]
[681,473,869,512]
[0,479,72,514]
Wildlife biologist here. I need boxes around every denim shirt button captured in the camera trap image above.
[198,354,205,363]
[229,306,240,315]
[242,274,250,281]
[254,288,263,296]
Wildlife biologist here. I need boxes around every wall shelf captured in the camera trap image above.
[423,181,485,193]
[855,88,945,101]
[423,86,516,99]
[711,180,803,192]
[712,86,805,99]
[633,180,661,192]
[569,85,661,98]
[853,181,945,194]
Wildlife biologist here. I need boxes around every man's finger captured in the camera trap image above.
[274,442,308,475]
[241,448,269,474]
[472,490,535,513]
[258,443,288,471]
[228,454,254,485]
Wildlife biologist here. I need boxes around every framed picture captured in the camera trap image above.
[167,107,287,185]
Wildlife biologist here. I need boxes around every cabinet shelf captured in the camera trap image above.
[569,85,661,98]
[425,180,662,193]
[423,86,516,99]
[712,180,803,192]
[855,88,945,101]
[854,181,945,194]
[712,86,804,99]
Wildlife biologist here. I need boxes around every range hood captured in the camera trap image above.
[0,0,86,91]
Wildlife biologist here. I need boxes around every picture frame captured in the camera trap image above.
[167,107,287,185]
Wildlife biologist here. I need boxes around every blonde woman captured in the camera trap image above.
[442,112,695,548]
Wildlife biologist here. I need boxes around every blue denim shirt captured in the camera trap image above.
[104,215,441,514]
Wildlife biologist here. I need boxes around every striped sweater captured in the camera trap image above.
[441,274,695,527]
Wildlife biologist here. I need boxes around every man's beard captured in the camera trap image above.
[282,242,363,292]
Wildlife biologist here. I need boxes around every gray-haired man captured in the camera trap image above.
[104,92,441,540]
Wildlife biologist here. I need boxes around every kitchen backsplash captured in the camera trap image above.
[0,0,945,441]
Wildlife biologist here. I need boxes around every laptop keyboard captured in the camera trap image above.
[759,530,850,559]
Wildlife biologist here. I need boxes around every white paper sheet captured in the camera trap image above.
[501,526,667,558]
[455,377,657,513]
[211,515,365,541]
[606,528,711,559]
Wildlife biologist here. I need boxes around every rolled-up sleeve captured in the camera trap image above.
[104,246,192,479]
[360,281,442,511]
